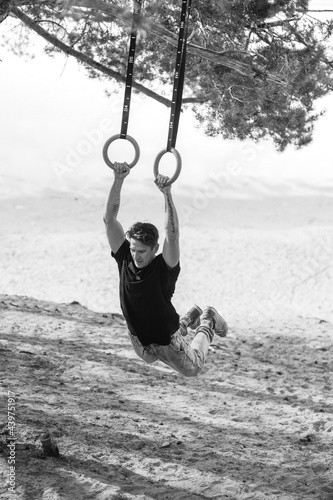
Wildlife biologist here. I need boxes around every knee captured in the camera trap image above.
[144,357,156,365]
[179,365,202,378]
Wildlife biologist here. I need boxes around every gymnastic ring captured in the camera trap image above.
[153,147,182,186]
[102,134,140,170]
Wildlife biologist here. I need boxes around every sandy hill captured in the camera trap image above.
[0,293,332,500]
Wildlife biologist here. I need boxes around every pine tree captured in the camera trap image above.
[3,0,333,150]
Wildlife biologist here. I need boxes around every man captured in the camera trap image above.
[104,162,228,377]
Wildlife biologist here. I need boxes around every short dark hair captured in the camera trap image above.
[126,222,159,249]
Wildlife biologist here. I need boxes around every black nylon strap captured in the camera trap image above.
[120,0,143,139]
[167,0,192,150]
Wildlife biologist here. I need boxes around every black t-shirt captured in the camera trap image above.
[112,239,180,346]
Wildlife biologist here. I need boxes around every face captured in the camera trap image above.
[129,238,158,269]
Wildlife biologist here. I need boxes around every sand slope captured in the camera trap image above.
[0,294,332,500]
[1,187,333,499]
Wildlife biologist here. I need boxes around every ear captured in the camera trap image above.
[154,243,159,254]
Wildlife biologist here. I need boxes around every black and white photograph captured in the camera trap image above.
[0,0,332,498]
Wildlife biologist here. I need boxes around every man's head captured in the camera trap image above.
[126,222,159,268]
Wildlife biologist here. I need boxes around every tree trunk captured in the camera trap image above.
[12,6,205,107]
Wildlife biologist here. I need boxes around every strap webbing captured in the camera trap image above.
[120,0,143,139]
[167,0,192,151]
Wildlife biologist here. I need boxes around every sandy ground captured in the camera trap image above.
[0,186,333,499]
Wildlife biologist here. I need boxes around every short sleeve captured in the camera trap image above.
[158,256,180,297]
[111,239,130,264]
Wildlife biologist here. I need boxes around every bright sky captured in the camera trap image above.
[0,4,332,199]
[310,0,333,9]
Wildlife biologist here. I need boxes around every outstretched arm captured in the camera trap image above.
[155,175,180,268]
[103,162,130,254]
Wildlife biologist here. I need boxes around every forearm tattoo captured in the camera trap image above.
[166,194,176,234]
[112,203,119,214]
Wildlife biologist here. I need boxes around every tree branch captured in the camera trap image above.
[0,0,11,22]
[15,0,286,85]
[289,23,333,69]
[11,6,205,107]
[250,17,298,29]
